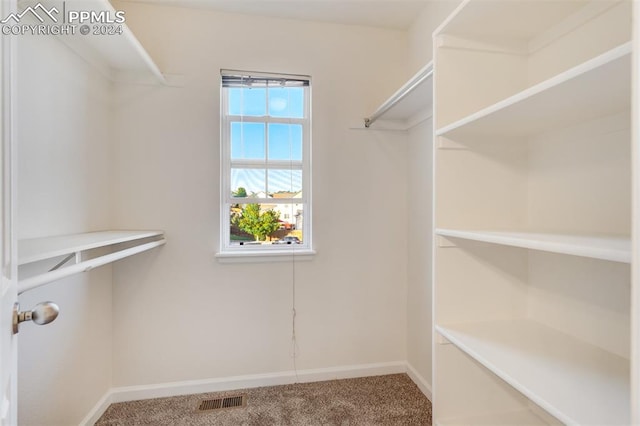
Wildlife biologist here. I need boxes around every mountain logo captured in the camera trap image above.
[1,3,59,24]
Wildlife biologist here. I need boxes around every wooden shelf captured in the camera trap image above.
[362,62,433,131]
[436,408,550,426]
[436,229,631,263]
[436,320,630,425]
[18,230,165,293]
[36,0,167,84]
[436,42,631,140]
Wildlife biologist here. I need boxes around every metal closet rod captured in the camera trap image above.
[364,64,433,128]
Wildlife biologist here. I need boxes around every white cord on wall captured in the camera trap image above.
[286,86,300,383]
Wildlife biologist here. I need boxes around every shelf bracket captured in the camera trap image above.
[436,333,452,345]
[437,236,458,248]
[48,253,76,272]
[437,137,468,150]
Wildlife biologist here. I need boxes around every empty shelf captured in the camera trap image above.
[436,320,629,425]
[436,229,630,263]
[19,230,164,265]
[38,0,166,84]
[18,230,165,293]
[436,42,631,139]
[438,0,590,43]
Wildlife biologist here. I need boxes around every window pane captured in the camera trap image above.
[229,203,305,246]
[271,204,305,243]
[231,122,265,160]
[229,88,266,116]
[231,168,266,197]
[268,124,302,161]
[268,87,304,118]
[268,169,302,195]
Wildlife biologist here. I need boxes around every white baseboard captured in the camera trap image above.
[406,362,433,401]
[79,361,407,425]
[79,391,113,426]
[110,361,407,403]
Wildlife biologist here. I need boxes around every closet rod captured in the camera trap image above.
[364,63,433,128]
[18,239,166,294]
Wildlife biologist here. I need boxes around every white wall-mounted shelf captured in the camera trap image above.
[33,0,171,85]
[436,229,631,263]
[436,42,631,140]
[19,230,164,265]
[437,320,630,426]
[18,230,166,293]
[360,62,433,131]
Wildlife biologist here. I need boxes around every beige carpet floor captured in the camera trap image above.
[95,373,431,425]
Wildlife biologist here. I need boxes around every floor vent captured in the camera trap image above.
[198,395,246,412]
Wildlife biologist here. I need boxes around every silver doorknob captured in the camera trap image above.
[12,302,59,334]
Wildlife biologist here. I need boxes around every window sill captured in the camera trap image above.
[215,249,316,264]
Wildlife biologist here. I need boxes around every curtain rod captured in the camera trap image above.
[221,69,311,82]
[364,63,433,128]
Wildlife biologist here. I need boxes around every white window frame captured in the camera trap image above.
[217,70,313,261]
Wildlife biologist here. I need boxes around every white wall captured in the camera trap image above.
[408,0,461,75]
[406,118,433,390]
[405,0,460,394]
[16,34,113,425]
[109,2,411,387]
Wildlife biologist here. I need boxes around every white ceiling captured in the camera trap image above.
[121,0,430,30]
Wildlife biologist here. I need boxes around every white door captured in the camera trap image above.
[0,0,18,424]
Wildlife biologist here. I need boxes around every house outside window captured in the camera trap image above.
[219,70,312,256]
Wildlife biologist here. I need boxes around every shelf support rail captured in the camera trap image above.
[18,238,166,294]
[364,64,433,128]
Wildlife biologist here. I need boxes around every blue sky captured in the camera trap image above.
[230,123,302,161]
[229,87,304,195]
[231,168,302,195]
[229,87,304,118]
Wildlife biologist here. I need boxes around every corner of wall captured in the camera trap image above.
[407,0,462,74]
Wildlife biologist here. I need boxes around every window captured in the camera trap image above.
[219,70,312,256]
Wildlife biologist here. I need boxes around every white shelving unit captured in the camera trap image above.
[18,230,166,294]
[34,0,169,85]
[432,0,636,424]
[361,62,433,131]
[436,229,631,263]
